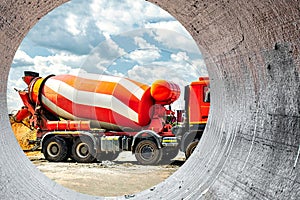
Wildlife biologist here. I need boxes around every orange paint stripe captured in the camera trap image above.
[52,74,147,94]
[41,86,146,129]
[49,75,150,113]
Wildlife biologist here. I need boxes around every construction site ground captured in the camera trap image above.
[27,151,185,197]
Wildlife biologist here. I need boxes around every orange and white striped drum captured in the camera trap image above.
[28,73,153,130]
[27,73,180,131]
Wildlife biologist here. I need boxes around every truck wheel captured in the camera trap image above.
[71,137,96,163]
[98,152,120,161]
[135,140,162,165]
[161,148,179,164]
[185,140,199,159]
[43,136,69,162]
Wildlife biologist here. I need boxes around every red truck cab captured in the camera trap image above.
[188,77,210,126]
[177,77,210,158]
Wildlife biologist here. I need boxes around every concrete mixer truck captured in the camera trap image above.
[13,71,210,165]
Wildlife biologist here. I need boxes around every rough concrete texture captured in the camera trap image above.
[0,0,299,199]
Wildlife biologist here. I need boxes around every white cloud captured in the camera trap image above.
[22,0,102,55]
[171,52,189,62]
[143,2,171,18]
[19,0,195,57]
[145,21,191,38]
[127,54,202,86]
[134,37,156,49]
[190,58,208,76]
[8,0,207,112]
[81,38,126,73]
[65,13,81,36]
[12,50,34,67]
[126,51,206,92]
[150,28,200,53]
[90,0,177,37]
[32,53,86,76]
[126,61,201,110]
[7,50,87,112]
[127,49,161,65]
[125,37,161,65]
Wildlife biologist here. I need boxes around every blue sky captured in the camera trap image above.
[7,0,207,113]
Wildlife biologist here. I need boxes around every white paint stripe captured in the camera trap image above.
[111,97,138,124]
[118,78,146,100]
[69,73,146,100]
[42,95,130,129]
[42,95,75,120]
[44,79,139,123]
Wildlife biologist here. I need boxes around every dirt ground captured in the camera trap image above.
[27,151,185,197]
[12,118,185,197]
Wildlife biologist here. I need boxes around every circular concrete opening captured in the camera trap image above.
[0,0,299,199]
[5,0,209,198]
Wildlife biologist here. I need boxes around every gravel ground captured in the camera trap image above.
[27,151,185,197]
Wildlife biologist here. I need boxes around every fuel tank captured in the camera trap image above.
[24,72,180,131]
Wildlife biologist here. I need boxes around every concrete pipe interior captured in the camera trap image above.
[0,0,299,199]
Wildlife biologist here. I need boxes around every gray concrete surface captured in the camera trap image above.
[0,0,299,199]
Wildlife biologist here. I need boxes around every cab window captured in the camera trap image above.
[204,86,210,103]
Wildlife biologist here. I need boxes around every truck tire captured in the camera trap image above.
[135,139,162,165]
[185,140,199,159]
[71,137,96,163]
[98,152,120,161]
[161,147,179,164]
[43,136,69,162]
